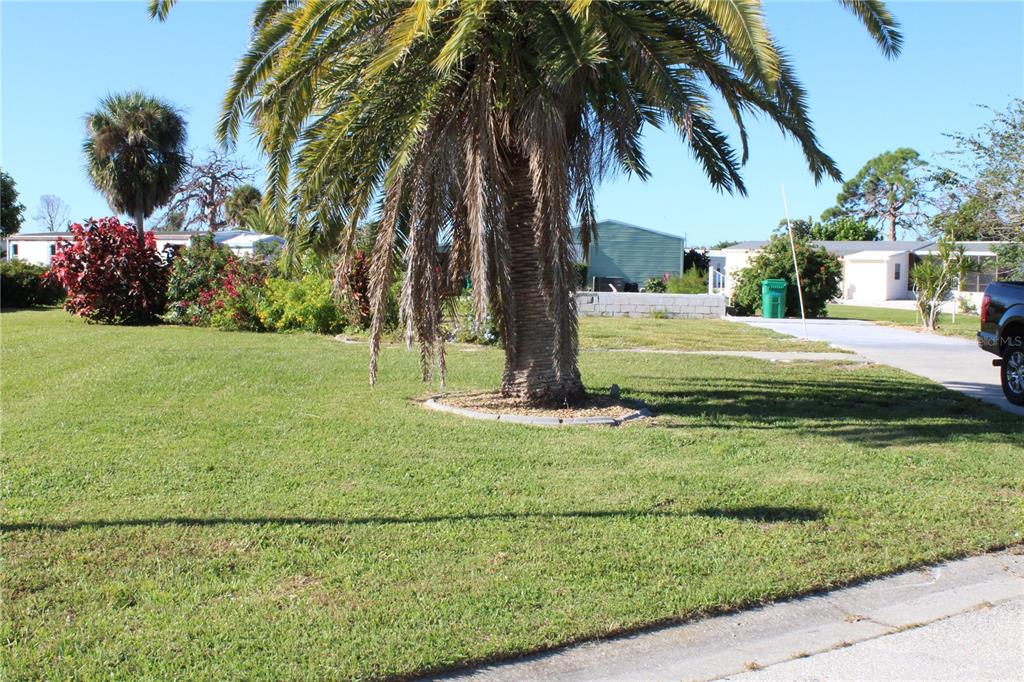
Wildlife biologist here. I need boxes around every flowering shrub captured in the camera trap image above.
[45,217,167,324]
[166,234,231,325]
[259,272,346,334]
[0,260,64,308]
[164,243,388,336]
[208,255,269,331]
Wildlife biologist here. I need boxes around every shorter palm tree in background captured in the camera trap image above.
[84,91,187,243]
[225,184,262,228]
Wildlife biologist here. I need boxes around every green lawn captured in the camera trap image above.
[579,316,835,352]
[3,310,1021,680]
[827,303,981,340]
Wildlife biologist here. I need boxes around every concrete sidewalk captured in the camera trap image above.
[728,598,1023,681]
[734,317,1024,417]
[435,551,1024,682]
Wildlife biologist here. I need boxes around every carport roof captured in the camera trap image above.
[818,240,932,256]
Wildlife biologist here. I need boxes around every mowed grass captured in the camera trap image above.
[828,303,981,340]
[579,315,835,351]
[3,310,1022,680]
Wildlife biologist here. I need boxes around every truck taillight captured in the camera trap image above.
[980,293,991,323]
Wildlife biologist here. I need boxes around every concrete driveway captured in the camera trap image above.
[735,317,1024,417]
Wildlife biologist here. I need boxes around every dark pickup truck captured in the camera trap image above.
[978,281,1024,406]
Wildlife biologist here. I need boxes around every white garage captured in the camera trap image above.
[842,249,911,302]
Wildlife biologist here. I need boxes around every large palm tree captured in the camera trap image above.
[84,91,188,243]
[155,0,901,406]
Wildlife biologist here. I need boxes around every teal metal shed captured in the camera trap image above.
[577,220,684,287]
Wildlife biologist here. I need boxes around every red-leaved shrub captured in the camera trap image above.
[45,217,168,324]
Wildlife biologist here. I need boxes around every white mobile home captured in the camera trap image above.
[713,240,1008,308]
[5,230,282,266]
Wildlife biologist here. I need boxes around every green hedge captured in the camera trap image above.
[0,260,64,309]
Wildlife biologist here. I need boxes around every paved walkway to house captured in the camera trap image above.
[733,317,1024,417]
[434,551,1024,682]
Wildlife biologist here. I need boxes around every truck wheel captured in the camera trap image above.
[1001,346,1024,406]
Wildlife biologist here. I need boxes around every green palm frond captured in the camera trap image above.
[684,0,781,88]
[838,0,903,58]
[147,0,176,21]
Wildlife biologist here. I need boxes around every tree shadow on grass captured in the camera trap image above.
[0,506,823,534]
[635,372,1023,448]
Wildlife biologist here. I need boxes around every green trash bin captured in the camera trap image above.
[761,279,787,319]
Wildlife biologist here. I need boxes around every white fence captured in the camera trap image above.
[707,266,729,295]
[576,292,726,319]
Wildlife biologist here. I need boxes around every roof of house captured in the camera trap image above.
[723,239,934,256]
[221,233,286,248]
[820,240,933,256]
[721,240,769,251]
[8,229,278,244]
[913,241,1005,256]
[844,249,912,260]
[9,231,197,241]
[573,219,684,243]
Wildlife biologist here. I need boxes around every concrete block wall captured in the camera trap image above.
[576,292,726,319]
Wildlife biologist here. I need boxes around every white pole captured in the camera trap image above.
[951,276,958,324]
[680,232,687,278]
[781,182,809,339]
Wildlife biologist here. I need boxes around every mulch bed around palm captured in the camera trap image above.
[435,390,642,419]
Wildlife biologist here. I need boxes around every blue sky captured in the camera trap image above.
[2,1,1022,245]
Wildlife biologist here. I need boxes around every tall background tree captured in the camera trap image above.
[775,216,817,239]
[159,150,253,231]
[83,91,188,243]
[154,0,902,405]
[930,99,1023,277]
[158,210,186,231]
[935,99,1023,236]
[823,148,927,240]
[775,215,880,241]
[1,170,26,238]
[33,195,70,232]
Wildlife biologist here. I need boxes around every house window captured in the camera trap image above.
[894,263,901,281]
[49,244,57,256]
[10,244,18,257]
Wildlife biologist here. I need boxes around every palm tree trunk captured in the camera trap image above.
[500,159,585,406]
[133,210,145,246]
[888,214,896,241]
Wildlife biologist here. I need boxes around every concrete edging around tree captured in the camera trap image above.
[423,397,653,427]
